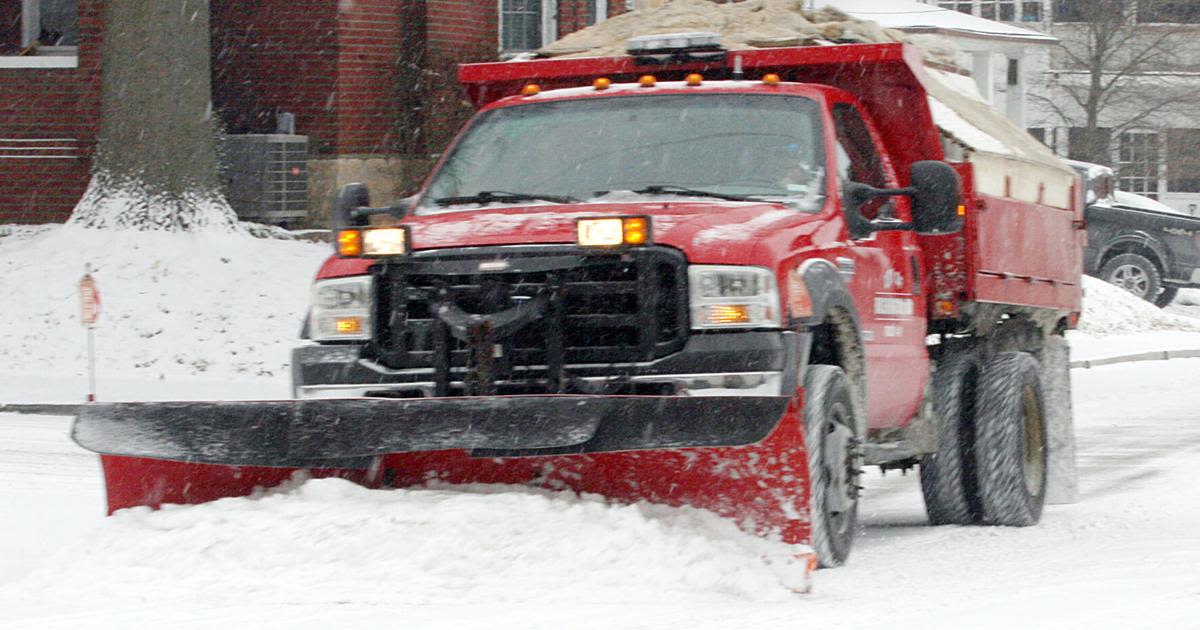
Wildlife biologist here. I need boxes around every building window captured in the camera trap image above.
[585,0,607,26]
[1117,130,1160,198]
[935,0,1037,22]
[501,0,557,54]
[978,1,1017,21]
[28,0,75,48]
[1138,1,1200,23]
[1167,128,1200,193]
[1,0,76,57]
[938,1,975,14]
[1052,0,1088,22]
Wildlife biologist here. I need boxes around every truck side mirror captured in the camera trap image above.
[332,183,371,231]
[909,161,962,235]
[331,184,413,235]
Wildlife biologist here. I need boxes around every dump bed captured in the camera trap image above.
[458,42,1083,323]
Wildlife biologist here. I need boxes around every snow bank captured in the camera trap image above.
[9,477,807,607]
[0,226,329,399]
[1076,275,1200,336]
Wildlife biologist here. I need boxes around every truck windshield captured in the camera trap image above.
[419,93,825,213]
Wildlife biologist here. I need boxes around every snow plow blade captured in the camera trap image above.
[73,395,789,466]
[74,394,816,548]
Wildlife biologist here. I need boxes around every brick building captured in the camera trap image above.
[1,0,625,225]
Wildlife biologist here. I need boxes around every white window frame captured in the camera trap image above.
[498,0,559,55]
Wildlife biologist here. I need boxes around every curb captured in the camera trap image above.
[0,404,82,416]
[1069,348,1200,369]
[4,350,1200,415]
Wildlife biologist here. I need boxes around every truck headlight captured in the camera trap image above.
[688,265,781,329]
[310,276,373,341]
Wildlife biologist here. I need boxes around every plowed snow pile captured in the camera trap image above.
[1076,275,1200,336]
[0,225,328,398]
[8,478,806,606]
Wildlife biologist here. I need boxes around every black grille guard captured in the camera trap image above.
[433,289,552,342]
[368,246,688,397]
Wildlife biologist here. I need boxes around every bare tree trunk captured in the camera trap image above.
[69,0,239,231]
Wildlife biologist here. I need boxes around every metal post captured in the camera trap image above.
[87,325,96,403]
[84,262,97,403]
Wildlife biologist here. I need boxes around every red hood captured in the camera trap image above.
[318,201,819,278]
[405,202,807,258]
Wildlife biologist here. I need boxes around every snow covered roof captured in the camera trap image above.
[819,0,1058,45]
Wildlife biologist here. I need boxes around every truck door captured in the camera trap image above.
[830,101,929,430]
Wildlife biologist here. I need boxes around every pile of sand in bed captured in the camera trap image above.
[537,0,960,67]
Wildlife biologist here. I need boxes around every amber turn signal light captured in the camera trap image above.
[337,229,362,257]
[576,216,652,247]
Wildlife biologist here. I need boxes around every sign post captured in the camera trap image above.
[79,265,101,402]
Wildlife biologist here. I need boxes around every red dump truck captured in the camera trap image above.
[73,38,1083,568]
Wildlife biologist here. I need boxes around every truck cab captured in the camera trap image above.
[303,76,956,433]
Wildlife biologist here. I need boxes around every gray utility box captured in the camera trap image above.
[222,134,309,225]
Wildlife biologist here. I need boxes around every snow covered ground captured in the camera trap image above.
[3,226,1200,627]
[2,359,1199,628]
[0,225,327,403]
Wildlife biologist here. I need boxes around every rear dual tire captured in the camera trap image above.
[974,352,1047,525]
[920,351,1047,527]
[920,352,982,525]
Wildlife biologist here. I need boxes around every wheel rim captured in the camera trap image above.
[821,400,858,538]
[1019,385,1046,497]
[1109,264,1150,297]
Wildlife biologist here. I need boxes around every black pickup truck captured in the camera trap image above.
[1071,161,1200,307]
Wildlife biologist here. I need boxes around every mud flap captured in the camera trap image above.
[1040,335,1079,504]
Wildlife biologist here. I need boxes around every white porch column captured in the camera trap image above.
[972,51,995,104]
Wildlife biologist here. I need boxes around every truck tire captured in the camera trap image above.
[919,352,982,525]
[1154,287,1179,308]
[975,352,1047,526]
[1100,253,1162,303]
[803,365,860,568]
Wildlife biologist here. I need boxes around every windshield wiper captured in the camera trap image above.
[629,185,763,203]
[433,190,579,206]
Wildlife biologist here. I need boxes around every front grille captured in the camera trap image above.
[365,246,688,394]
